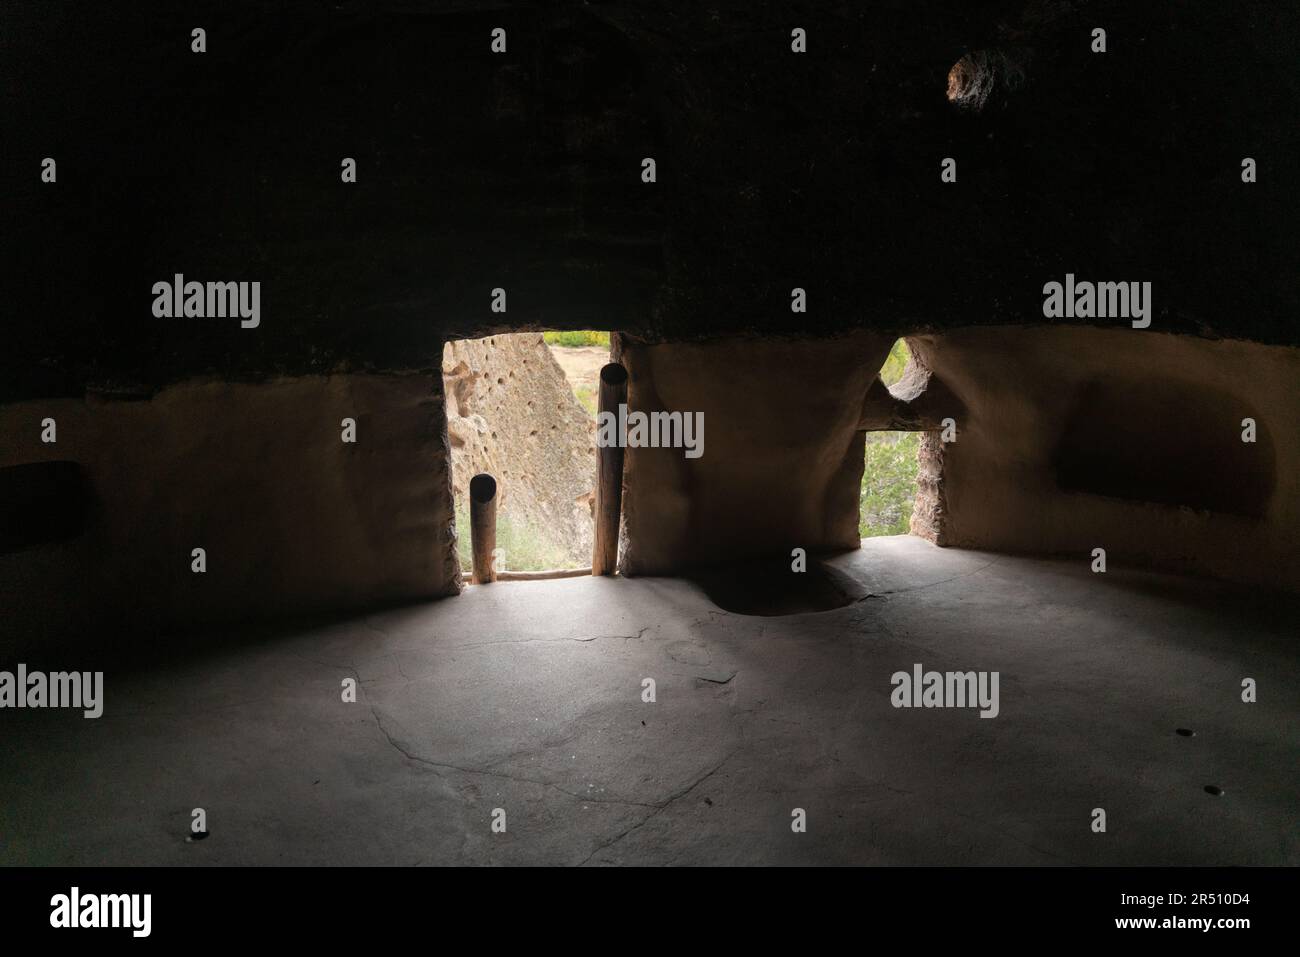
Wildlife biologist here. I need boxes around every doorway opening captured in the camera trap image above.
[861,338,922,538]
[442,331,610,575]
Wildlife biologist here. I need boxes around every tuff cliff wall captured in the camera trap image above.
[443,334,597,569]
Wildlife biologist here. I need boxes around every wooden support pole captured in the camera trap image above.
[469,472,498,584]
[592,362,628,576]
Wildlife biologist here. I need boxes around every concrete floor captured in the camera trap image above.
[2,536,1296,866]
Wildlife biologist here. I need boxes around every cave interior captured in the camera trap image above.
[1,0,1297,867]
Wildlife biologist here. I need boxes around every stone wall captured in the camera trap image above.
[618,331,895,574]
[907,328,1300,590]
[0,374,459,658]
[5,324,1296,660]
[615,325,1299,593]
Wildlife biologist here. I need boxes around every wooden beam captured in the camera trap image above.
[592,362,628,575]
[469,472,498,584]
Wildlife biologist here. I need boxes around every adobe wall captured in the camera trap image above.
[0,374,460,658]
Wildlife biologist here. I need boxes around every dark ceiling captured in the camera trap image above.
[3,0,1297,399]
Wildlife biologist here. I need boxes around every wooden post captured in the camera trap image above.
[469,473,498,584]
[593,362,628,576]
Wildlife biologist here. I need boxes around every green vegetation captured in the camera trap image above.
[859,338,920,538]
[455,504,471,569]
[860,431,921,538]
[542,330,610,348]
[878,338,911,388]
[573,385,597,415]
[455,503,575,573]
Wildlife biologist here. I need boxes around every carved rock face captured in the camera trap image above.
[443,334,597,568]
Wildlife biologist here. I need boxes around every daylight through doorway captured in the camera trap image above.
[861,339,922,538]
[442,331,609,573]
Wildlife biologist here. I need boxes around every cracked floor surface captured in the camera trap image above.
[2,536,1296,866]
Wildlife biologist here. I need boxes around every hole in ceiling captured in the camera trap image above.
[946,49,1026,112]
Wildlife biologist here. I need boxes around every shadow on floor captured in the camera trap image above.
[687,558,863,616]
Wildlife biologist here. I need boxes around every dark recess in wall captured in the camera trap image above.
[0,461,89,553]
[1051,378,1275,517]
